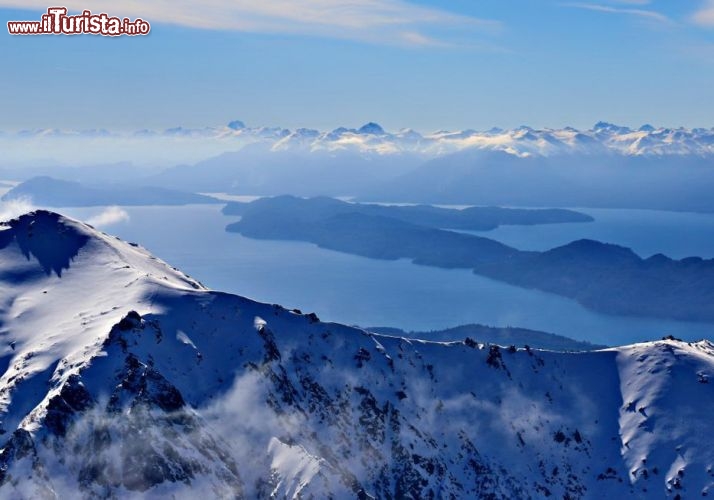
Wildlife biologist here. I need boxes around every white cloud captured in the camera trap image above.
[692,0,714,27]
[563,2,672,24]
[0,197,34,222]
[86,206,129,227]
[0,0,498,47]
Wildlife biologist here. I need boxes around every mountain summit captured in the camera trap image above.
[0,211,713,498]
[357,122,386,135]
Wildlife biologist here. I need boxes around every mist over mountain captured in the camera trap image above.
[367,150,714,212]
[2,176,220,207]
[0,211,713,498]
[148,143,421,195]
[0,163,164,185]
[4,121,714,212]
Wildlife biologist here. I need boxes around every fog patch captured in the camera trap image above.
[0,197,34,222]
[86,206,129,227]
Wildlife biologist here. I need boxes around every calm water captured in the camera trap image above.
[59,204,714,346]
[471,208,714,259]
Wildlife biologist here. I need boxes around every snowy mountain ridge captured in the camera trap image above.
[8,121,714,158]
[0,211,713,498]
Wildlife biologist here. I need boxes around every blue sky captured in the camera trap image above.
[1,0,714,131]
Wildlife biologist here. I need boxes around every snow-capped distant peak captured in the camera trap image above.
[227,119,246,130]
[5,121,714,159]
[357,122,386,135]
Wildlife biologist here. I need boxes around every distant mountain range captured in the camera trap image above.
[7,120,714,157]
[147,122,714,211]
[6,121,714,211]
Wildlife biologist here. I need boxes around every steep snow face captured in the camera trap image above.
[0,211,713,499]
[616,341,714,494]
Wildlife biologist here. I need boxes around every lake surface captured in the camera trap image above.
[56,204,714,346]
[465,208,714,259]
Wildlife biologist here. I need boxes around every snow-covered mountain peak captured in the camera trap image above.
[357,122,386,135]
[1,210,202,289]
[0,211,204,433]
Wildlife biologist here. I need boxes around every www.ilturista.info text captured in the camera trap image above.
[7,7,150,36]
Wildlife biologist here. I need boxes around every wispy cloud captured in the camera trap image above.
[0,0,499,47]
[692,0,714,27]
[563,2,672,24]
[86,206,130,227]
[0,197,34,222]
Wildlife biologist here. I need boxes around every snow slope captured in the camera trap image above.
[0,211,713,498]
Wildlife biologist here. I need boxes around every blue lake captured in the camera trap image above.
[472,208,714,259]
[60,204,714,346]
